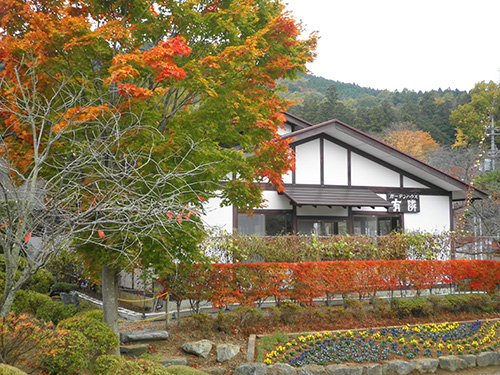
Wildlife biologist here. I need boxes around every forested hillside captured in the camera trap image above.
[281,74,471,145]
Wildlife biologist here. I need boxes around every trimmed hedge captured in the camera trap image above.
[160,260,500,308]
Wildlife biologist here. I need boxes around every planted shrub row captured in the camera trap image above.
[204,232,485,263]
[160,260,500,308]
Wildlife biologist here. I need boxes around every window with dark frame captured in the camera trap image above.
[237,212,292,236]
[353,215,401,236]
[297,218,348,236]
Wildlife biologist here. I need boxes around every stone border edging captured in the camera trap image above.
[235,352,500,374]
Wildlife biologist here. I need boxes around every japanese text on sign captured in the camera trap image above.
[386,193,420,213]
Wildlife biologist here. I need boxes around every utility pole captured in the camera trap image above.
[489,116,500,171]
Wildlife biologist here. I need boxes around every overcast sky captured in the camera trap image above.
[283,0,500,92]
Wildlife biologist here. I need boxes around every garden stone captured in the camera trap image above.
[234,363,268,375]
[362,364,382,375]
[476,351,500,367]
[120,343,149,357]
[296,364,325,375]
[159,356,188,367]
[382,360,415,375]
[181,339,213,358]
[60,291,79,307]
[326,364,363,375]
[216,343,240,362]
[120,330,169,343]
[410,358,439,373]
[438,355,468,372]
[459,354,476,367]
[268,363,297,375]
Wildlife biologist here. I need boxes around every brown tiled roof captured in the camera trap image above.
[281,186,391,207]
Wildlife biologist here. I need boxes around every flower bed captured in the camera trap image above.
[264,320,500,367]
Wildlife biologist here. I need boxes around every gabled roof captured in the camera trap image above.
[284,112,313,131]
[281,117,488,201]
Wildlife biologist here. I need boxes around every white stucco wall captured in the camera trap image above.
[282,170,292,184]
[277,123,292,136]
[352,206,388,213]
[202,197,233,234]
[403,195,450,232]
[262,190,292,210]
[296,206,348,216]
[351,153,400,187]
[295,139,321,184]
[323,140,348,185]
[403,176,429,189]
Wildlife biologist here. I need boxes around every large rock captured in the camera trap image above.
[326,364,363,375]
[438,355,468,372]
[476,351,500,367]
[296,364,325,375]
[459,354,476,368]
[216,343,240,362]
[233,363,268,375]
[159,356,188,367]
[181,339,213,358]
[120,330,169,343]
[382,360,415,375]
[410,358,439,373]
[268,363,297,375]
[362,364,382,375]
[60,291,79,308]
[120,343,149,357]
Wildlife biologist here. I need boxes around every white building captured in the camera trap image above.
[203,113,487,236]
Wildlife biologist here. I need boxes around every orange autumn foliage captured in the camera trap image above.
[384,129,439,161]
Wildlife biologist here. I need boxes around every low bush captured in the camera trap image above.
[427,295,452,314]
[0,313,53,367]
[12,290,77,325]
[391,297,433,318]
[22,268,54,294]
[105,358,171,375]
[0,364,28,375]
[57,314,119,356]
[184,312,214,332]
[93,354,122,375]
[233,306,264,329]
[214,310,235,334]
[322,306,351,323]
[50,282,79,295]
[167,365,211,375]
[40,329,91,375]
[445,294,472,313]
[0,255,55,295]
[79,309,104,321]
[277,301,303,325]
[372,298,393,319]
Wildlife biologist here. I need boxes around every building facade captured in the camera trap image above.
[203,113,487,236]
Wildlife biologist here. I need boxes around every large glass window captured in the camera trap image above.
[353,215,401,236]
[297,219,347,236]
[238,213,292,236]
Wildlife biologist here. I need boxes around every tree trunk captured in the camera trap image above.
[0,253,33,318]
[102,265,120,356]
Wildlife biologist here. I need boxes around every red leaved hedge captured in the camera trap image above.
[160,260,500,308]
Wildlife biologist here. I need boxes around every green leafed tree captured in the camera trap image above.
[0,0,317,340]
[451,81,500,147]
